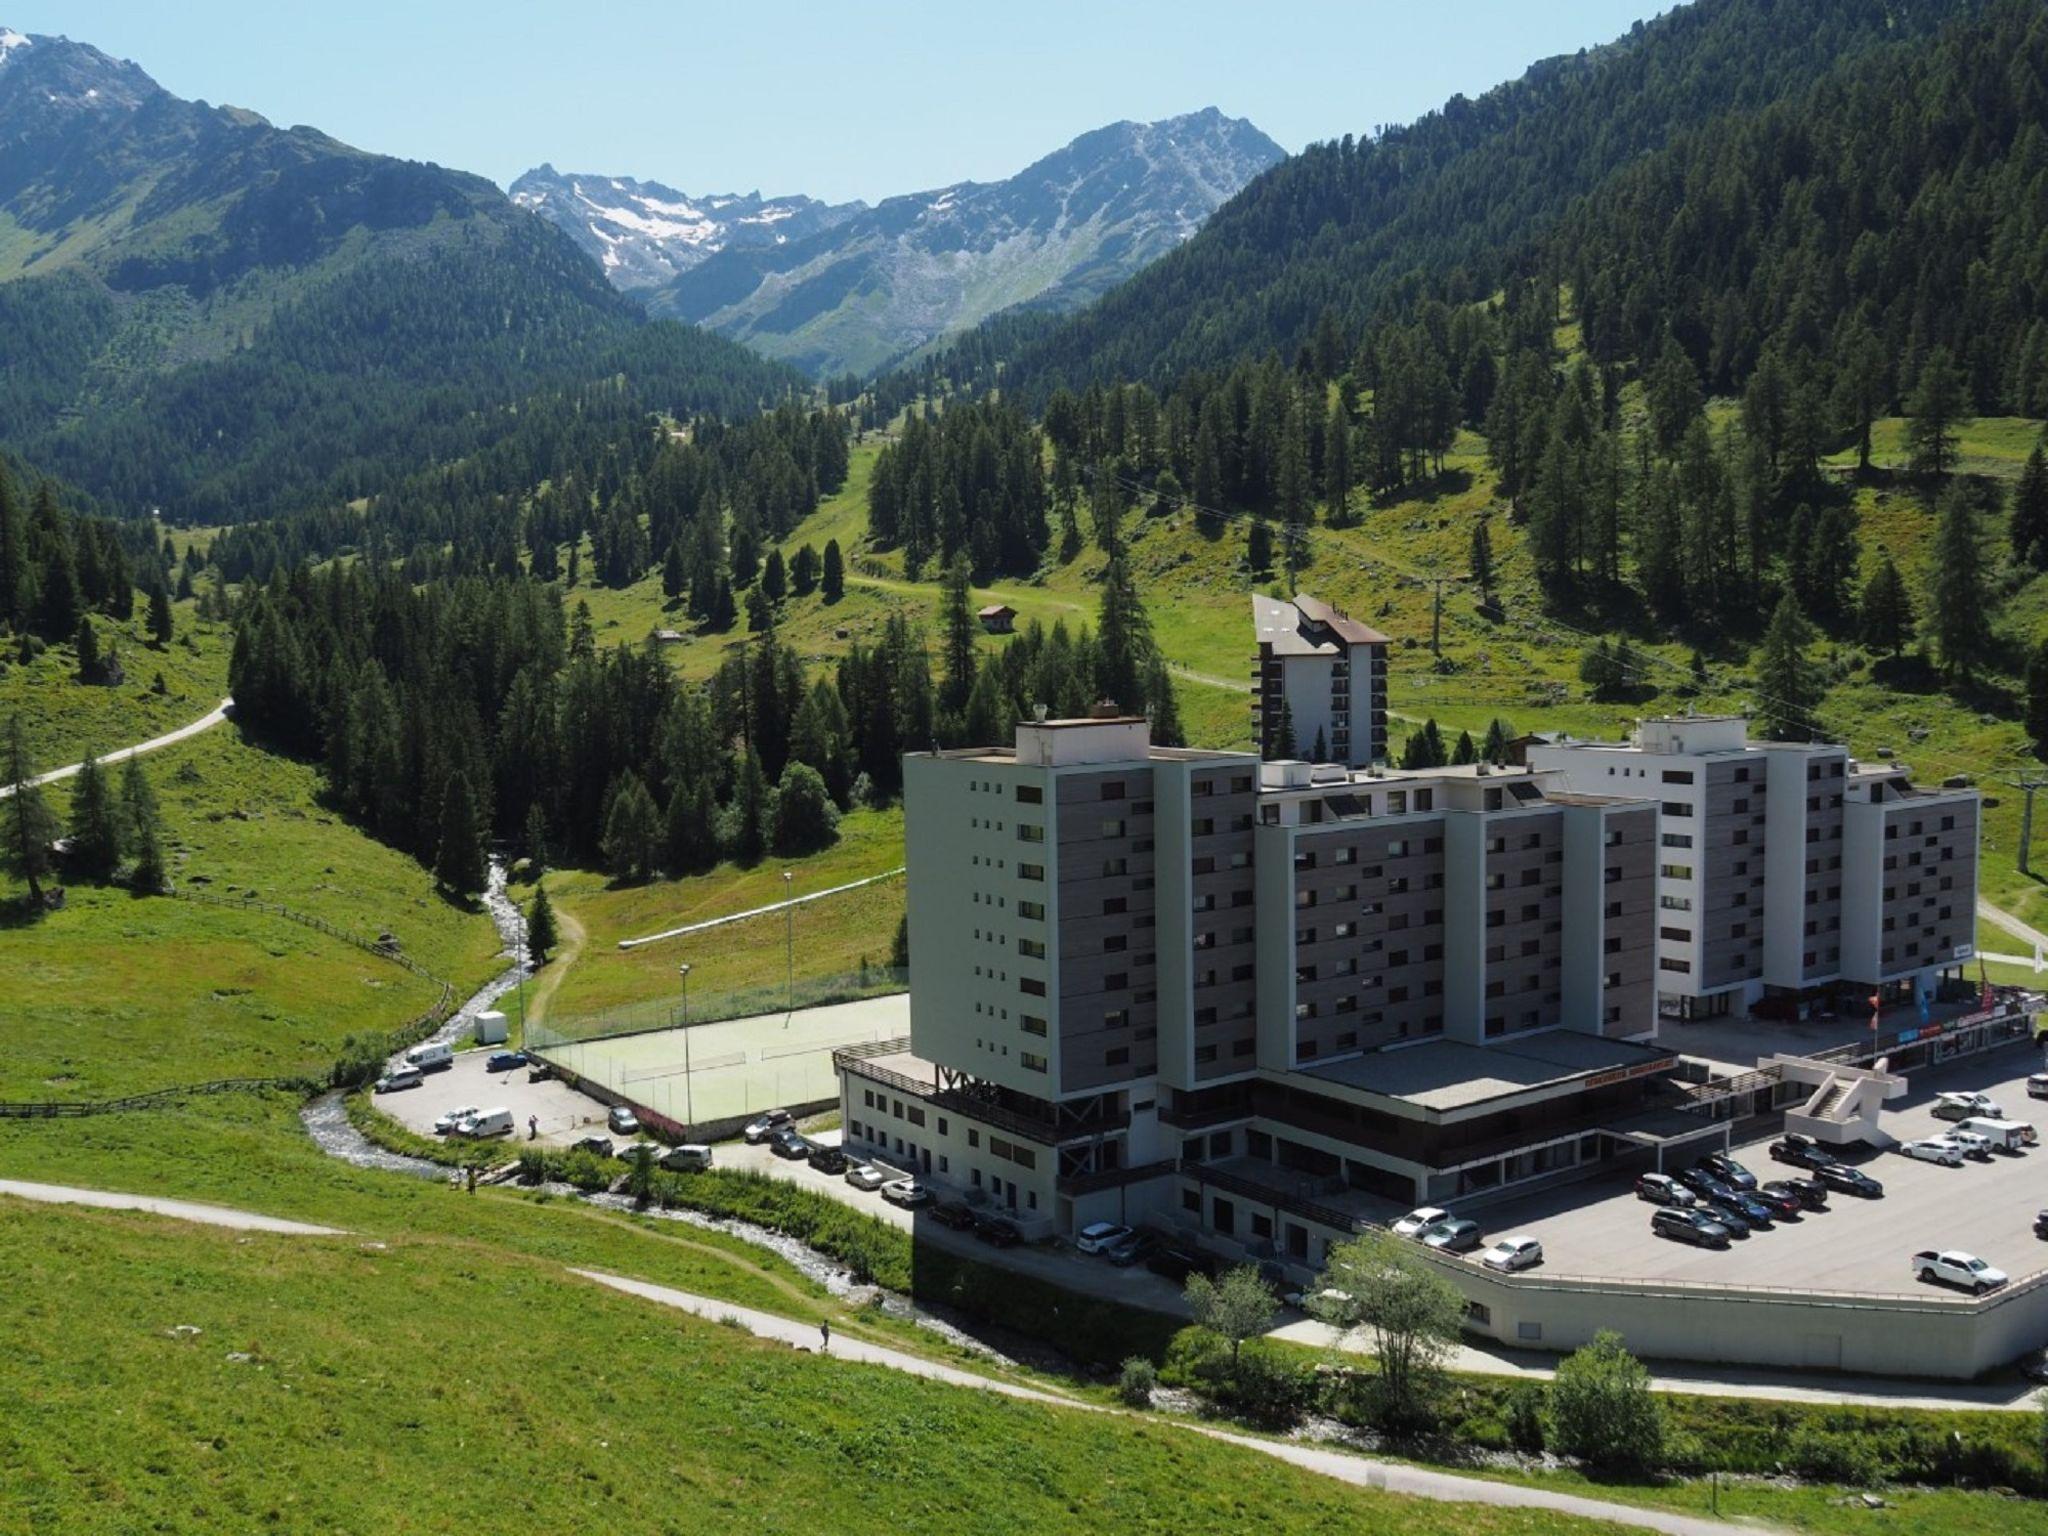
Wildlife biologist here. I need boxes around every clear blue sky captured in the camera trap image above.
[8,2,1675,203]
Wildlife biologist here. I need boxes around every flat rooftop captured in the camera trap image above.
[1301,1031,1675,1113]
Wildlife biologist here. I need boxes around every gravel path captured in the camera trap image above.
[0,698,233,798]
[0,1179,343,1235]
[574,1269,1772,1536]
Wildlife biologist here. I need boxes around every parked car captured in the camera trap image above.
[1420,1217,1484,1254]
[1911,1249,2008,1293]
[1694,1152,1759,1190]
[930,1200,978,1231]
[1724,1190,1778,1226]
[660,1144,713,1172]
[881,1178,932,1208]
[1747,1184,1804,1220]
[1762,1177,1827,1211]
[2034,1209,2048,1240]
[1075,1221,1134,1256]
[807,1144,850,1175]
[1478,1235,1543,1272]
[743,1109,794,1144]
[1144,1245,1219,1284]
[1945,1128,1994,1161]
[403,1041,454,1073]
[1104,1230,1159,1267]
[1697,1197,1753,1236]
[844,1163,890,1191]
[456,1107,513,1138]
[1635,1172,1696,1207]
[972,1215,1023,1247]
[570,1136,615,1159]
[1814,1162,1884,1198]
[607,1105,641,1136]
[375,1066,423,1094]
[433,1104,480,1134]
[2027,1073,2048,1101]
[526,1062,553,1083]
[1901,1137,1966,1167]
[770,1131,814,1161]
[1392,1206,1451,1238]
[1933,1091,2004,1122]
[616,1143,661,1165]
[1653,1207,1732,1249]
[1769,1133,1837,1170]
[1676,1167,1736,1201]
[485,1050,526,1072]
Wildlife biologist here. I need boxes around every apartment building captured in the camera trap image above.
[1527,717,1980,1017]
[1251,593,1388,767]
[836,713,1679,1257]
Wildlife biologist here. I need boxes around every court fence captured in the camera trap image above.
[526,966,907,1051]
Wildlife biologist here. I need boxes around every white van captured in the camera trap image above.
[457,1107,514,1138]
[1957,1116,2033,1153]
[660,1144,714,1172]
[1932,1091,2003,1122]
[405,1041,455,1072]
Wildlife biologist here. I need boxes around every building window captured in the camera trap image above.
[1015,784,1042,804]
[1019,1052,1047,1073]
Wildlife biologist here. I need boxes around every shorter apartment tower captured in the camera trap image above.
[837,714,1680,1261]
[1251,593,1388,767]
[1528,718,1980,1017]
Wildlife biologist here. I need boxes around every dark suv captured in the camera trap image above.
[1769,1133,1836,1171]
[1694,1152,1759,1190]
[1653,1208,1732,1249]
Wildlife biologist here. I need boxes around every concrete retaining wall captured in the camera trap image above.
[1434,1256,2048,1380]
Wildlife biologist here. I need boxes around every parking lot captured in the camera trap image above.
[374,1048,619,1148]
[1452,1046,2048,1295]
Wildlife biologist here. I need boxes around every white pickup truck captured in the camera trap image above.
[1911,1249,2008,1294]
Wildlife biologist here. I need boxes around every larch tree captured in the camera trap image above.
[120,755,167,893]
[820,539,845,602]
[525,882,558,964]
[434,772,489,896]
[1754,593,1821,741]
[1906,346,1969,478]
[1858,555,1915,657]
[2011,444,2048,567]
[3,714,58,908]
[1929,484,1994,681]
[68,753,122,881]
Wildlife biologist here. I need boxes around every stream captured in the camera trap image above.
[295,858,1050,1371]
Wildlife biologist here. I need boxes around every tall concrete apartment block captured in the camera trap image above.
[838,714,1675,1256]
[1251,594,1388,767]
[1528,718,1979,1018]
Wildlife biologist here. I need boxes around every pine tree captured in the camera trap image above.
[120,755,166,893]
[1401,718,1448,769]
[75,617,102,683]
[1929,484,1994,681]
[68,753,122,881]
[147,585,173,647]
[661,541,687,600]
[1858,555,1915,657]
[600,772,660,882]
[0,468,24,633]
[790,543,820,596]
[664,780,719,874]
[821,539,845,602]
[762,547,787,603]
[2012,444,2048,567]
[523,802,550,872]
[3,714,59,908]
[727,748,770,865]
[526,882,559,963]
[938,555,976,716]
[1469,515,1495,603]
[1754,594,1821,741]
[1311,724,1328,762]
[1481,717,1512,765]
[1144,657,1184,748]
[1272,697,1297,759]
[1451,729,1478,765]
[1094,552,1155,713]
[434,772,488,896]
[1906,347,1969,477]
[1324,398,1352,523]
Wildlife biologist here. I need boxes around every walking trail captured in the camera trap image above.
[0,697,233,799]
[573,1269,1770,1536]
[0,1179,342,1235]
[1979,896,2048,956]
[0,1175,1766,1534]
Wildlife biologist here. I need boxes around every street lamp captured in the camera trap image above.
[678,963,694,1129]
[782,870,794,1017]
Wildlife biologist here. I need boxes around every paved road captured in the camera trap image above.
[0,1179,343,1235]
[0,697,233,798]
[576,1268,1770,1536]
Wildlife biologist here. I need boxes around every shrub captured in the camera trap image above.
[1118,1356,1157,1408]
[1506,1383,1547,1453]
[1787,1424,1885,1487]
[1550,1331,1665,1473]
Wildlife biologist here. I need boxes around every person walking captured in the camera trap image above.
[527,1114,538,1141]
[819,1320,830,1354]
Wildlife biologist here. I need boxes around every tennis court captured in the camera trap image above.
[534,992,909,1130]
